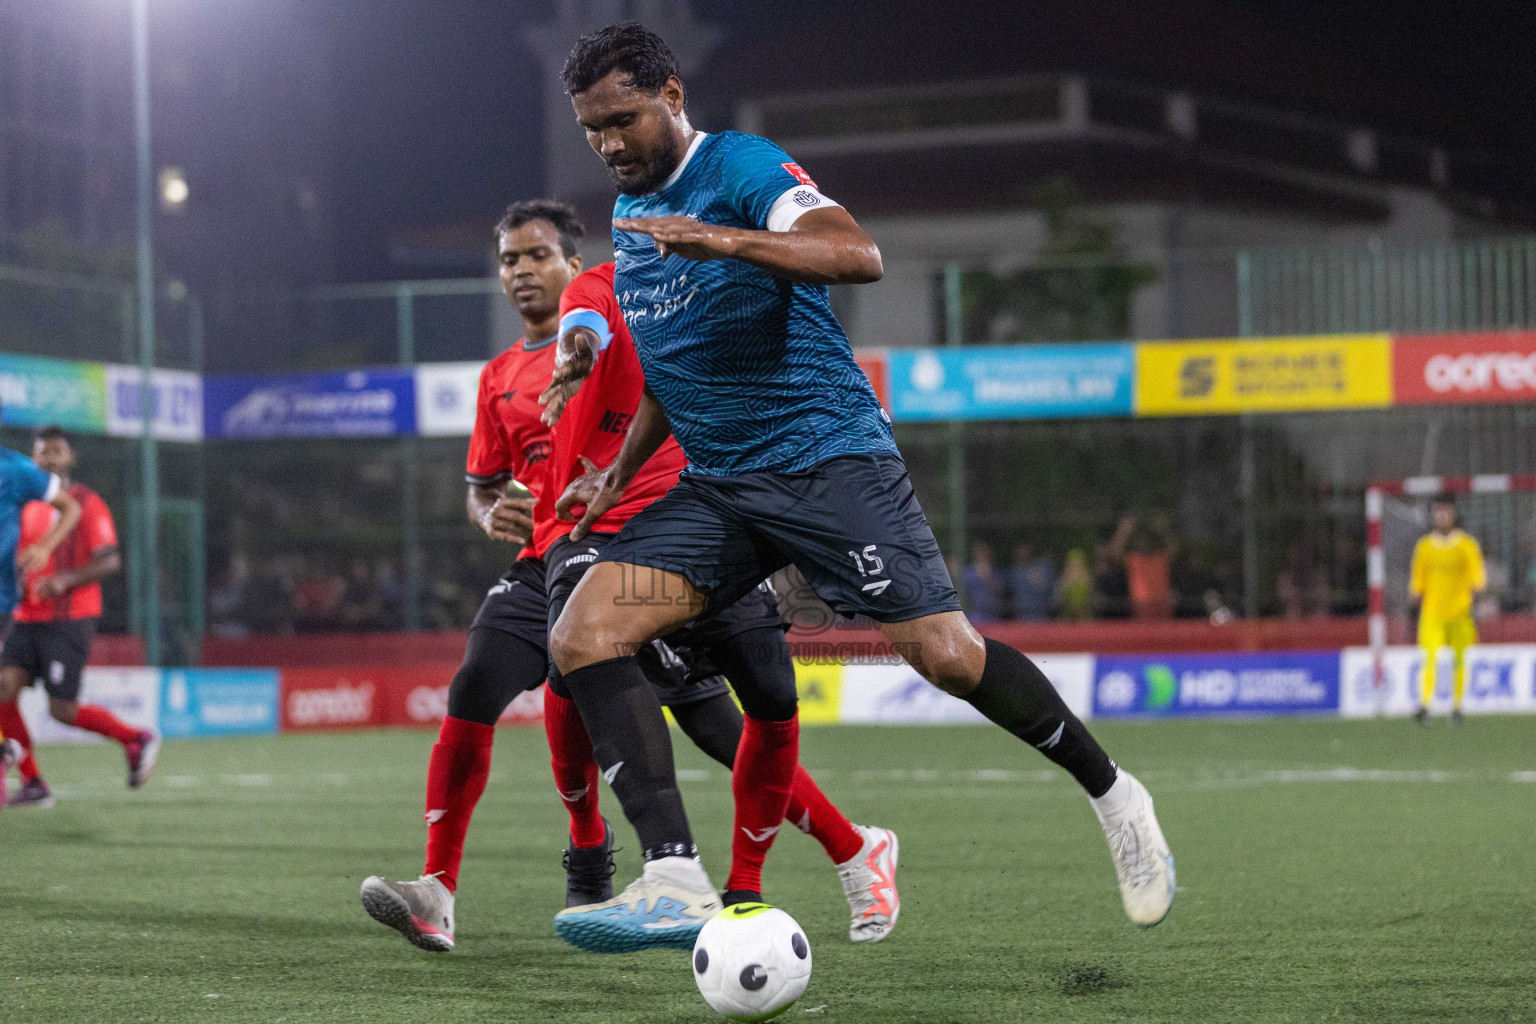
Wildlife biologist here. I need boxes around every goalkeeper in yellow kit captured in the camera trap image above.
[1409,496,1486,724]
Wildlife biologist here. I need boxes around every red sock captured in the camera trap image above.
[73,704,142,746]
[543,689,605,848]
[0,702,40,780]
[728,714,800,895]
[423,715,494,893]
[786,765,864,864]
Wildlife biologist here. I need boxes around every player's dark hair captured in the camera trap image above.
[1431,493,1456,508]
[34,424,69,445]
[561,22,681,97]
[494,199,585,258]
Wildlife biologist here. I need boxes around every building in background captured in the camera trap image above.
[736,76,1529,350]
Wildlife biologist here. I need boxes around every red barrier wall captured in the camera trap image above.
[98,615,1536,670]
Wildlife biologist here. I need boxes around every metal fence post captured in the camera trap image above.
[942,262,967,563]
[1240,414,1259,618]
[132,0,161,667]
[397,285,424,631]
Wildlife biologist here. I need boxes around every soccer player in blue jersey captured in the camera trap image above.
[545,23,1175,953]
[0,429,82,809]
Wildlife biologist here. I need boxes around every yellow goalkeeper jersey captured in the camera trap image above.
[1409,529,1486,621]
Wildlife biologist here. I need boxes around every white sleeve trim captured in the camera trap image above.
[41,473,61,503]
[765,185,843,232]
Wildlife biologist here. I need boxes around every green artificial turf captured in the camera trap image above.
[3,718,1534,1022]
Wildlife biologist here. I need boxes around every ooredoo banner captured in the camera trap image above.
[280,665,543,730]
[1392,331,1536,406]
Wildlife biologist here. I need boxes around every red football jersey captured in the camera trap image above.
[465,337,562,559]
[548,263,687,541]
[16,482,117,622]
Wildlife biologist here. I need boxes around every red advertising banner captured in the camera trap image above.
[281,665,544,731]
[1393,331,1536,405]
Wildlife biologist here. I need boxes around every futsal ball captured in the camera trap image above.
[692,903,812,1021]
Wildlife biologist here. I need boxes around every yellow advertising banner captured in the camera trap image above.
[1135,334,1393,416]
[793,659,843,725]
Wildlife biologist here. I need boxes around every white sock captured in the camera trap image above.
[1090,770,1134,819]
[644,855,712,891]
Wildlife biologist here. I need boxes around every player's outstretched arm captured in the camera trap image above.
[539,325,601,427]
[17,489,81,575]
[613,207,882,285]
[556,386,673,540]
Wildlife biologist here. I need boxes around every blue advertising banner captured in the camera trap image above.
[886,343,1135,422]
[1093,651,1341,718]
[159,669,280,738]
[203,368,415,439]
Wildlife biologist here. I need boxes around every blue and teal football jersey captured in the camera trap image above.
[612,131,897,476]
[0,447,57,616]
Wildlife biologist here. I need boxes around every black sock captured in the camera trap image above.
[562,655,695,860]
[965,638,1118,798]
[670,690,744,769]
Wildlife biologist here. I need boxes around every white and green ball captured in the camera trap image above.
[692,903,812,1022]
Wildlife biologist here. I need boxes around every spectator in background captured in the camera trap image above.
[374,557,406,630]
[1103,513,1176,620]
[961,540,1005,623]
[245,557,295,635]
[337,557,383,631]
[1094,515,1135,618]
[208,554,251,638]
[1055,549,1095,621]
[1124,518,1176,620]
[294,556,343,632]
[1006,542,1056,621]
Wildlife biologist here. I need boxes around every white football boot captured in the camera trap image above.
[554,856,721,953]
[360,873,456,951]
[837,825,900,943]
[1091,770,1175,926]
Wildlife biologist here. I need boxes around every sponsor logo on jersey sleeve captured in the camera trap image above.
[781,162,817,188]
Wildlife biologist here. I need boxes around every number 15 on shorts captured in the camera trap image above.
[849,545,890,596]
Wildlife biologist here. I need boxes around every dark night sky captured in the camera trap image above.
[317,0,1534,281]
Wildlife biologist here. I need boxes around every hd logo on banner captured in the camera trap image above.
[1093,651,1340,718]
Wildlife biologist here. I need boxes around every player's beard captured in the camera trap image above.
[608,131,682,196]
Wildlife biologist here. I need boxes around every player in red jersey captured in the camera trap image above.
[0,426,153,804]
[361,200,574,952]
[361,202,893,953]
[542,262,899,951]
